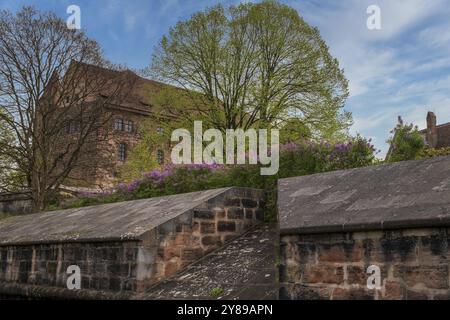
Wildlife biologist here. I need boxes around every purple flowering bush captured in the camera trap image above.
[278,135,377,177]
[69,136,377,220]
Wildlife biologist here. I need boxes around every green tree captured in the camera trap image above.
[386,117,425,162]
[279,118,312,144]
[151,0,351,138]
[0,111,25,192]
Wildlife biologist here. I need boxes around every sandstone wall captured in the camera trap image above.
[0,241,140,292]
[280,227,450,300]
[0,188,265,294]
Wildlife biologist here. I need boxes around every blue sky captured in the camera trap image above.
[2,0,450,157]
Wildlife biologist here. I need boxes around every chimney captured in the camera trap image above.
[426,111,438,148]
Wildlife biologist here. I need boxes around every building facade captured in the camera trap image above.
[59,62,174,189]
[421,111,450,149]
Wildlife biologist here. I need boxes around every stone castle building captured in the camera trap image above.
[57,62,177,189]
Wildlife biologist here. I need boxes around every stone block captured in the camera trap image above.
[213,208,226,219]
[241,198,257,208]
[406,290,429,300]
[394,265,448,289]
[227,207,244,219]
[255,208,265,221]
[346,265,366,286]
[224,198,241,207]
[194,210,215,220]
[202,236,222,246]
[163,247,181,260]
[382,281,404,300]
[181,248,204,261]
[164,261,179,277]
[200,222,216,234]
[217,221,236,232]
[317,242,363,263]
[331,287,375,300]
[303,265,344,284]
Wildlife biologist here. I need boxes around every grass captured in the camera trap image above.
[209,287,224,298]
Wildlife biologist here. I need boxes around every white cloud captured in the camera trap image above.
[289,0,450,157]
[364,0,446,41]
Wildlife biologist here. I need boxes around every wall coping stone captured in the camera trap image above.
[0,187,264,246]
[278,156,450,235]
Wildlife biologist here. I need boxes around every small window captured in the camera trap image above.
[157,149,164,165]
[115,118,124,131]
[124,120,134,133]
[157,127,164,135]
[118,143,127,161]
[66,120,80,134]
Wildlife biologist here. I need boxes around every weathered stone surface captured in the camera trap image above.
[200,222,216,234]
[0,187,266,296]
[140,225,277,300]
[0,189,226,244]
[278,156,450,234]
[278,156,450,300]
[280,227,450,300]
[331,287,374,300]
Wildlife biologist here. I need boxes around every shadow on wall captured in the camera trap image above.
[0,192,32,215]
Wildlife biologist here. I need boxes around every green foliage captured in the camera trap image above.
[151,0,351,139]
[417,147,450,159]
[65,137,377,222]
[0,112,25,192]
[386,119,425,162]
[119,83,220,183]
[118,119,163,182]
[279,118,312,144]
[210,287,223,298]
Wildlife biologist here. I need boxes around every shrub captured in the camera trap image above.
[66,137,377,222]
[417,147,450,159]
[387,119,425,162]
